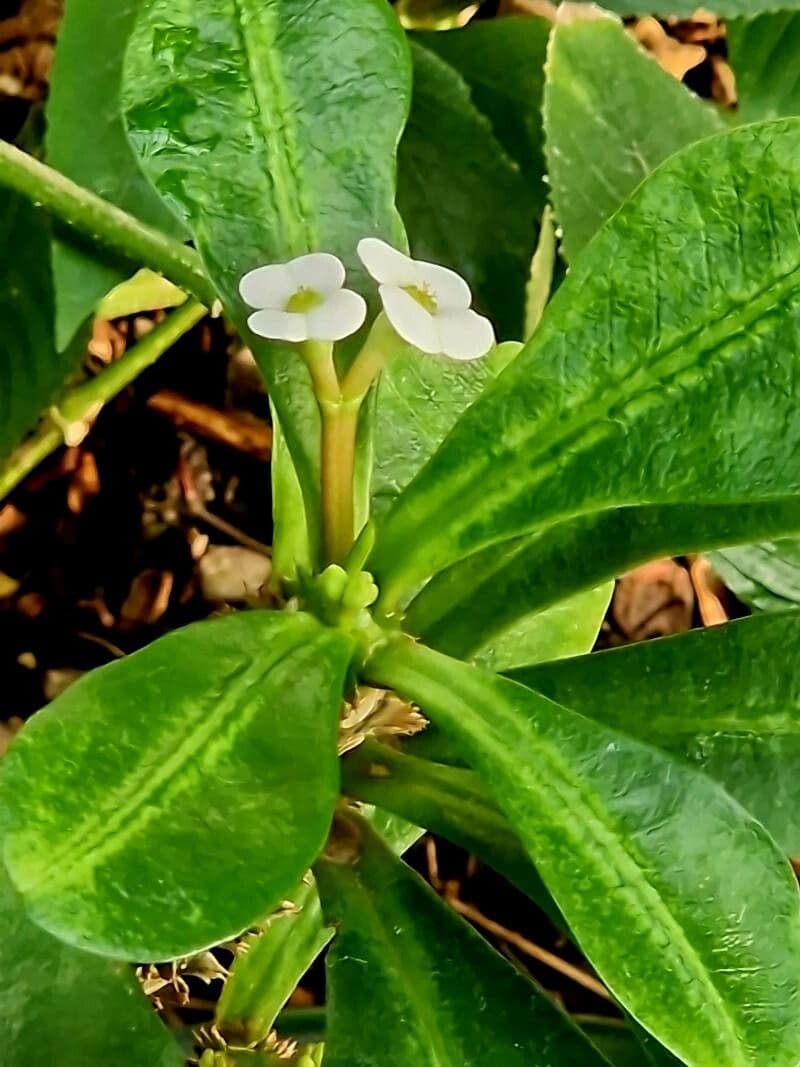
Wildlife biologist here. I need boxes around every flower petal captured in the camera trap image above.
[239,264,296,310]
[437,309,496,361]
[247,308,309,343]
[306,289,367,341]
[417,261,472,311]
[286,252,346,296]
[380,285,439,354]
[357,238,416,286]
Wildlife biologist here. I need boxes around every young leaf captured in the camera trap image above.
[512,612,800,856]
[367,637,800,1067]
[544,5,723,261]
[728,14,800,124]
[370,120,800,609]
[122,0,411,540]
[712,541,800,611]
[315,812,608,1067]
[0,867,182,1066]
[47,0,187,349]
[416,15,550,185]
[406,499,800,659]
[0,611,351,960]
[399,42,540,340]
[0,192,83,458]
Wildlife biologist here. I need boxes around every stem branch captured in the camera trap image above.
[0,141,216,307]
[320,400,360,563]
[0,299,207,501]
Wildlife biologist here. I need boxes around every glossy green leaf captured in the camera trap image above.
[368,637,800,1067]
[0,611,351,960]
[728,14,800,123]
[544,6,722,261]
[370,121,800,610]
[406,499,800,659]
[712,540,800,611]
[513,612,800,855]
[342,739,563,926]
[0,866,182,1066]
[123,0,411,546]
[0,192,79,458]
[399,42,539,340]
[416,15,550,183]
[315,812,607,1067]
[47,0,187,349]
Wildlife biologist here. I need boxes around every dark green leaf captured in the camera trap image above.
[712,540,800,611]
[47,0,187,349]
[512,612,800,855]
[399,42,540,339]
[0,192,80,457]
[0,611,351,960]
[0,867,182,1066]
[122,0,411,546]
[368,637,800,1067]
[370,121,800,610]
[416,15,550,182]
[728,14,800,124]
[544,6,722,261]
[315,812,607,1067]
[406,499,800,660]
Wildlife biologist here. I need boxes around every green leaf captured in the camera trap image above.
[712,540,800,611]
[544,6,723,262]
[0,192,79,458]
[342,739,563,927]
[415,15,550,183]
[0,610,351,960]
[370,120,800,610]
[371,343,515,522]
[47,0,187,349]
[0,866,182,1067]
[315,811,607,1067]
[512,612,800,856]
[569,0,800,15]
[728,14,800,124]
[122,0,411,548]
[406,499,800,660]
[399,42,540,340]
[367,637,800,1067]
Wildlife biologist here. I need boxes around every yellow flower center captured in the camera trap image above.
[286,287,325,313]
[403,283,438,315]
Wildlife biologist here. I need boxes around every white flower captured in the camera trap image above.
[239,252,367,343]
[357,238,494,360]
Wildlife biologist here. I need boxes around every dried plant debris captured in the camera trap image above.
[0,0,59,102]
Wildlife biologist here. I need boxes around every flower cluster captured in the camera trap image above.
[239,238,495,362]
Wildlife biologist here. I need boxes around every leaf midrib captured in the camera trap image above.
[231,0,314,254]
[407,663,750,1066]
[14,632,311,895]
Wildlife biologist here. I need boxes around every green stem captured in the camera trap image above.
[340,313,402,401]
[0,141,216,307]
[320,399,360,564]
[0,299,207,502]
